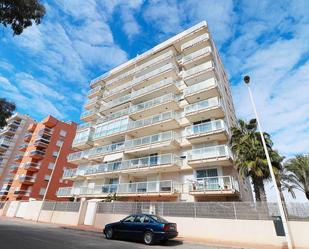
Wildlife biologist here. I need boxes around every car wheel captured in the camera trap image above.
[105,228,114,239]
[144,231,154,245]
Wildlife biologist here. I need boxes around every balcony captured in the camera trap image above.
[9,164,19,173]
[103,81,132,102]
[87,85,102,98]
[3,176,14,184]
[88,141,125,160]
[24,133,32,142]
[83,153,181,178]
[181,33,210,51]
[0,127,17,136]
[67,150,89,164]
[184,77,219,103]
[18,143,28,152]
[80,108,99,122]
[29,150,45,159]
[13,190,31,197]
[77,122,92,131]
[127,111,180,137]
[18,175,36,185]
[125,131,180,155]
[182,61,214,86]
[76,180,179,197]
[0,137,11,151]
[106,67,136,88]
[14,154,23,162]
[185,120,228,144]
[187,145,233,168]
[99,93,131,114]
[189,176,239,196]
[181,46,212,68]
[7,119,21,128]
[57,187,73,197]
[131,63,179,90]
[72,128,94,150]
[37,127,53,136]
[0,190,9,196]
[42,115,58,128]
[184,97,224,122]
[96,108,129,125]
[84,96,100,110]
[130,77,181,104]
[129,93,180,119]
[32,137,50,148]
[23,162,41,171]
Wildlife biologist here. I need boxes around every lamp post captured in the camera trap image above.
[243,75,293,249]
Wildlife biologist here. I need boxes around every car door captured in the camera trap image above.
[131,215,147,239]
[115,215,136,239]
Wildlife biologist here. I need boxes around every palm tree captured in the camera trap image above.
[230,119,281,202]
[284,154,309,200]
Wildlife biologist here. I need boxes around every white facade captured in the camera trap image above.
[58,21,253,202]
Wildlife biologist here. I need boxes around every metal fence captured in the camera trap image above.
[96,201,309,221]
[42,201,81,212]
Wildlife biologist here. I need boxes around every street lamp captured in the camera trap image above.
[243,75,293,249]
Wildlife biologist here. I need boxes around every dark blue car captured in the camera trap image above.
[103,214,178,245]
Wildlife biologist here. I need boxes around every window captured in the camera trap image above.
[134,215,149,223]
[94,117,128,139]
[39,188,46,195]
[44,175,50,181]
[53,151,59,157]
[60,130,67,137]
[196,168,218,178]
[48,163,55,170]
[123,215,135,223]
[56,140,64,147]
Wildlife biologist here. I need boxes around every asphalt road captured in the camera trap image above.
[0,218,236,249]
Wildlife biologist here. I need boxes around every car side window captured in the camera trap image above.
[143,215,150,223]
[123,215,135,222]
[134,215,142,223]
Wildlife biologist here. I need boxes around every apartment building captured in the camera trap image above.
[5,115,77,201]
[58,21,253,202]
[0,113,35,199]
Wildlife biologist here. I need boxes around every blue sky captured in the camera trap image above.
[0,0,308,158]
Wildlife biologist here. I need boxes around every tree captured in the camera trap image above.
[0,98,16,129]
[284,154,309,201]
[0,0,45,35]
[230,119,281,202]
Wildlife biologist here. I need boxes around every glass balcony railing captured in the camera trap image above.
[182,46,211,64]
[23,162,41,170]
[96,108,129,125]
[77,122,92,131]
[190,176,239,192]
[57,187,73,196]
[18,175,36,183]
[84,96,99,107]
[183,61,214,79]
[100,94,131,112]
[89,141,125,157]
[67,150,89,162]
[77,180,176,196]
[72,131,93,146]
[81,108,98,119]
[0,137,12,147]
[106,67,136,87]
[29,150,45,157]
[184,97,220,115]
[128,111,178,130]
[63,168,77,178]
[129,93,178,114]
[186,120,226,136]
[187,145,232,161]
[87,85,101,96]
[184,78,217,96]
[181,33,209,51]
[125,131,179,149]
[130,77,176,99]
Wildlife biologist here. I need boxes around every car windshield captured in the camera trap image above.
[149,215,168,223]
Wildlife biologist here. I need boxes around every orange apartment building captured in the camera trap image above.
[6,115,77,201]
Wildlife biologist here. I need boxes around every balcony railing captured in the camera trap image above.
[129,93,178,114]
[84,96,99,107]
[184,97,220,115]
[100,93,131,112]
[187,145,232,161]
[182,46,212,64]
[67,150,89,162]
[131,63,178,87]
[81,153,180,176]
[14,190,31,196]
[181,33,209,51]
[57,187,73,196]
[182,61,214,79]
[130,77,176,100]
[89,141,125,158]
[96,108,129,125]
[0,137,12,147]
[72,130,93,146]
[29,150,45,157]
[125,131,179,149]
[18,175,36,183]
[81,108,98,119]
[185,120,226,136]
[190,176,239,192]
[128,111,178,130]
[184,77,217,96]
[87,85,101,96]
[78,180,177,196]
[63,168,77,178]
[23,162,41,170]
[77,122,92,131]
